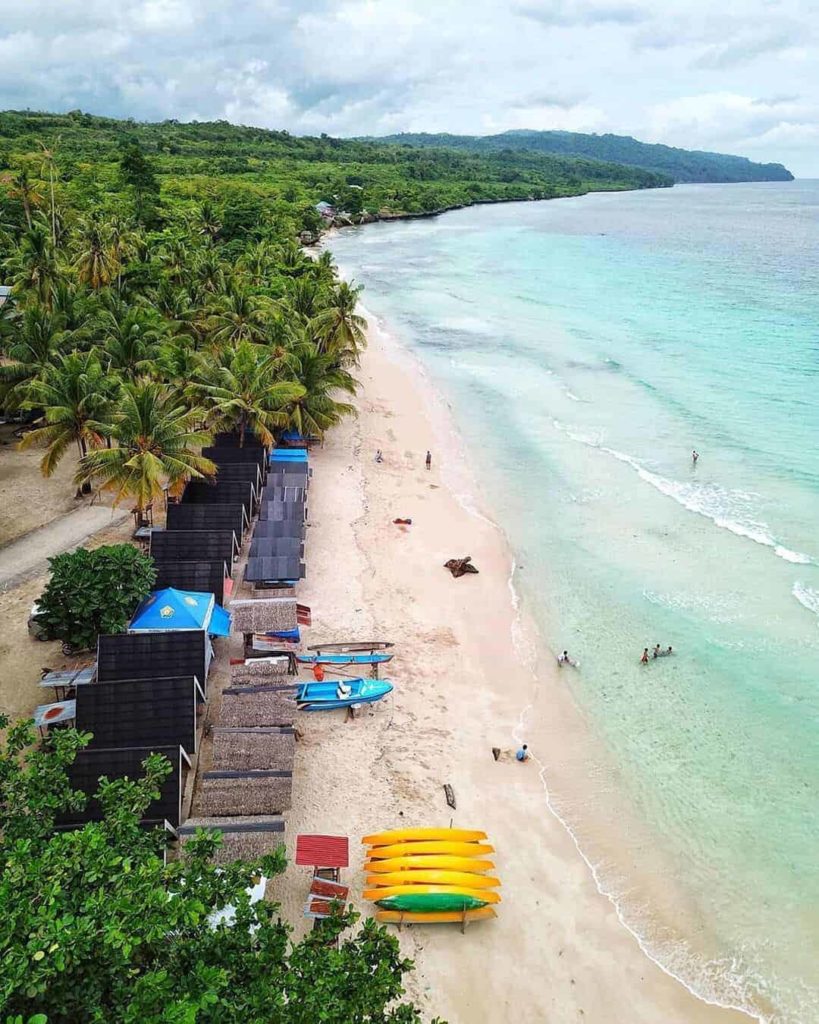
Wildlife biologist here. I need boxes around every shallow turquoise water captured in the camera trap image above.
[329,183,819,1022]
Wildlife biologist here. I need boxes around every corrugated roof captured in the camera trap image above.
[97,632,208,692]
[151,529,237,563]
[183,479,255,514]
[296,834,349,868]
[152,560,229,603]
[166,503,247,537]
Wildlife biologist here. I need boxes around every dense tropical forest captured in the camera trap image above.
[364,129,795,183]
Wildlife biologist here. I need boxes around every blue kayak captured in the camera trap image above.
[296,652,394,666]
[296,678,393,711]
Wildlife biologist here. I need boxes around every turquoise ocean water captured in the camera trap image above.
[329,183,819,1023]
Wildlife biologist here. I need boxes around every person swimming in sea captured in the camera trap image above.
[653,644,662,659]
[640,648,650,664]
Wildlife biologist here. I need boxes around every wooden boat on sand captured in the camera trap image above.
[297,678,392,711]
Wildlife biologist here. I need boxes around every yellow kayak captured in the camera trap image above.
[365,855,496,874]
[365,841,494,859]
[363,885,501,904]
[362,828,487,847]
[366,870,501,889]
[376,907,497,925]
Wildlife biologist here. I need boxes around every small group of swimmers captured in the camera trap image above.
[640,644,673,664]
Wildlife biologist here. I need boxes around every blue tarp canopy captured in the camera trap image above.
[270,450,307,462]
[129,587,232,636]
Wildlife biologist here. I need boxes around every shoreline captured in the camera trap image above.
[278,305,753,1023]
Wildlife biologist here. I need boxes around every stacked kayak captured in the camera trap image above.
[362,828,500,924]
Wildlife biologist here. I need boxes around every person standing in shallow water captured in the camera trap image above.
[692,449,699,465]
[425,450,432,470]
[641,648,650,664]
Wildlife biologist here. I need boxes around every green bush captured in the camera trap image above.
[35,544,156,651]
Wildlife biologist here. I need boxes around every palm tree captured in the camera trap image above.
[192,200,222,243]
[76,381,215,515]
[285,276,322,322]
[310,281,367,364]
[18,351,114,491]
[3,225,61,306]
[284,341,357,439]
[237,240,276,287]
[1,169,43,230]
[193,340,305,446]
[206,282,273,347]
[73,215,117,289]
[276,240,312,278]
[95,307,163,378]
[38,141,60,247]
[192,249,225,295]
[0,306,69,408]
[107,216,137,294]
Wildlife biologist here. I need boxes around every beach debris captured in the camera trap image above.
[492,747,501,762]
[444,556,479,578]
[443,783,457,810]
[393,517,412,525]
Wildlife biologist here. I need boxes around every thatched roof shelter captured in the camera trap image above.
[220,685,297,727]
[229,598,297,634]
[230,657,291,684]
[200,770,292,815]
[212,727,295,772]
[178,816,285,864]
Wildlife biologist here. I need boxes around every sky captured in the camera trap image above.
[0,0,818,175]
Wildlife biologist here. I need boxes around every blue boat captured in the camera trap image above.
[296,652,394,666]
[296,678,393,711]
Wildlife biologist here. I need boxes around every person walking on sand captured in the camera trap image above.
[425,450,432,470]
[516,744,530,762]
[640,648,650,664]
[375,449,383,463]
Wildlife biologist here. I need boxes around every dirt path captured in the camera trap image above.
[0,506,130,591]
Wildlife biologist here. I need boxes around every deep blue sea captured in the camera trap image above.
[329,182,819,1023]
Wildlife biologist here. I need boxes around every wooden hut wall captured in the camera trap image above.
[178,817,284,864]
[212,727,295,771]
[150,529,237,563]
[200,770,293,816]
[55,745,188,828]
[166,503,247,538]
[229,599,297,634]
[151,560,230,603]
[220,685,296,727]
[97,632,207,692]
[76,676,202,755]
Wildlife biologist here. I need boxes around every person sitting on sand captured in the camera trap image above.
[516,744,529,762]
[640,648,650,664]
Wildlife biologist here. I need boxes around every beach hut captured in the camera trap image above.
[202,445,266,471]
[230,657,294,684]
[200,769,293,816]
[76,675,204,756]
[251,518,305,539]
[257,502,305,522]
[151,559,231,604]
[166,502,248,539]
[210,462,263,489]
[183,480,256,517]
[97,632,209,692]
[229,598,298,635]
[248,536,304,560]
[212,431,266,449]
[212,726,295,771]
[150,529,238,564]
[55,745,189,831]
[178,817,285,865]
[128,587,231,638]
[245,555,305,584]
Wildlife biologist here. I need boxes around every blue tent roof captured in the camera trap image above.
[129,587,231,635]
[209,604,232,637]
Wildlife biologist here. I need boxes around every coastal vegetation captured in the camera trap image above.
[0,718,434,1023]
[363,129,795,183]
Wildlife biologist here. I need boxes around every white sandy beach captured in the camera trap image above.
[274,314,751,1024]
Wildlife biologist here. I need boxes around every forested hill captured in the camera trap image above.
[362,130,794,184]
[0,111,671,233]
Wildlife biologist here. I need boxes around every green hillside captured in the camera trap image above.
[361,130,794,184]
[0,110,670,237]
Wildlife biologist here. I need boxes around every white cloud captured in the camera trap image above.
[0,1,817,173]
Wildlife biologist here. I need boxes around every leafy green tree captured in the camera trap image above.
[76,381,215,514]
[194,340,304,446]
[310,281,367,364]
[3,224,61,306]
[18,351,115,489]
[0,168,42,230]
[284,341,357,439]
[0,306,68,408]
[119,141,161,224]
[0,720,437,1024]
[72,215,117,289]
[32,544,156,650]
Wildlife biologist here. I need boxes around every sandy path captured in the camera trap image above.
[0,506,129,591]
[272,321,751,1024]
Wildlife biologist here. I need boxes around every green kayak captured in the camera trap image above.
[375,892,487,913]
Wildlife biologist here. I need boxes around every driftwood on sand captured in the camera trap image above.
[444,555,479,578]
